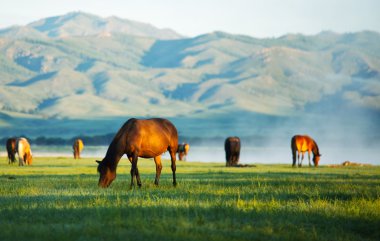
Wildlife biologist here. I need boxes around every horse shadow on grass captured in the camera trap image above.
[0,201,378,241]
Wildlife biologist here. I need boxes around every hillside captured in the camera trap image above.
[0,12,380,143]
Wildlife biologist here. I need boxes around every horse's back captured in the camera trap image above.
[123,118,178,157]
[184,143,190,154]
[76,139,84,152]
[16,137,32,164]
[16,139,23,156]
[291,135,314,152]
[79,140,84,152]
[177,143,190,155]
[225,137,241,152]
[135,118,177,142]
[16,138,28,154]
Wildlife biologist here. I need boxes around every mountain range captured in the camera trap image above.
[0,12,379,144]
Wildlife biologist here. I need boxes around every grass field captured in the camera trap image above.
[0,157,379,241]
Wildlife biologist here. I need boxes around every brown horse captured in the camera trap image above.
[96,118,178,188]
[16,137,33,166]
[225,136,241,166]
[6,138,17,164]
[73,138,84,159]
[291,135,321,167]
[177,143,190,161]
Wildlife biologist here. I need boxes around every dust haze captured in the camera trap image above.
[172,102,380,165]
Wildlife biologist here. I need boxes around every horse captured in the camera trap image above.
[73,138,84,159]
[225,136,241,166]
[16,137,33,166]
[291,135,321,167]
[6,138,17,164]
[96,118,178,188]
[177,143,190,161]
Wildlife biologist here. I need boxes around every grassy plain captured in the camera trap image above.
[0,156,379,241]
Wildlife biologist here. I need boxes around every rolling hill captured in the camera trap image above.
[0,12,379,144]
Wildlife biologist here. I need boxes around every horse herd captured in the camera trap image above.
[3,117,321,188]
[6,137,85,166]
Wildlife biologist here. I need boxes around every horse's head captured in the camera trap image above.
[27,153,33,165]
[313,154,321,167]
[96,160,116,188]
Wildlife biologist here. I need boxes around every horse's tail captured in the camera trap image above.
[291,136,297,166]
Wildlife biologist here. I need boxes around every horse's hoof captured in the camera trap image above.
[173,182,177,187]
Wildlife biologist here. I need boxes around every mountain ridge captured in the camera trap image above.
[0,12,379,141]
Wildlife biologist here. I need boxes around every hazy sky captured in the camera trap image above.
[0,0,379,38]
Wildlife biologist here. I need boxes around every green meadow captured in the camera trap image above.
[0,157,379,241]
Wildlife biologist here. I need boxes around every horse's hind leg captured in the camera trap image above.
[292,150,297,167]
[308,151,311,167]
[168,147,177,186]
[154,155,162,185]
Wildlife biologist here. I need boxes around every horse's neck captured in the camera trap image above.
[312,142,320,155]
[104,137,125,170]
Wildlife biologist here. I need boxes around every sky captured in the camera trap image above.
[0,0,379,38]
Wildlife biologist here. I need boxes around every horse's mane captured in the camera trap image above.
[103,118,137,168]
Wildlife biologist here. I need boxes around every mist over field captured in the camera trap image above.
[0,12,379,164]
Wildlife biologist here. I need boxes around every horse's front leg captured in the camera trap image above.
[154,155,162,185]
[127,155,133,187]
[297,152,300,167]
[129,153,141,188]
[308,151,311,167]
[299,152,304,167]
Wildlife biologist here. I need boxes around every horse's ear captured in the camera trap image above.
[96,160,101,164]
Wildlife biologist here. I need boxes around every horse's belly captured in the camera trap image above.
[139,147,167,158]
[138,141,168,158]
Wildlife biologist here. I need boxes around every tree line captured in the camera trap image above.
[1,134,269,146]
[0,133,115,146]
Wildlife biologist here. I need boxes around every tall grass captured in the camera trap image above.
[0,157,379,241]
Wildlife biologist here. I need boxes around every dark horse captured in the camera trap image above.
[225,136,241,166]
[291,135,321,167]
[6,138,17,164]
[96,118,178,188]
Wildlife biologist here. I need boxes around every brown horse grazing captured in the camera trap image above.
[225,136,241,166]
[6,138,17,164]
[96,118,178,188]
[16,137,33,166]
[177,143,190,161]
[73,138,84,159]
[291,135,321,167]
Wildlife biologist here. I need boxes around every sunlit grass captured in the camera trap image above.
[0,156,379,241]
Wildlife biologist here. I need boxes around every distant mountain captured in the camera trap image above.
[0,12,380,142]
[3,11,183,39]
